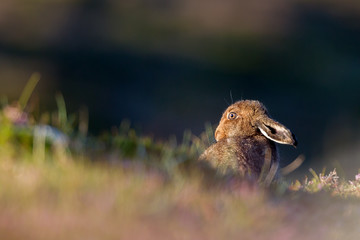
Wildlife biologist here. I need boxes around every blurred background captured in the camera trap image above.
[1,0,360,176]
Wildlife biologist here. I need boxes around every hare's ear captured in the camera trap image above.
[257,117,297,147]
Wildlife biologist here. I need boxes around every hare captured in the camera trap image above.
[199,100,297,178]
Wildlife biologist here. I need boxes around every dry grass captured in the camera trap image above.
[1,100,360,240]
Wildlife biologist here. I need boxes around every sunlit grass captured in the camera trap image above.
[1,91,360,239]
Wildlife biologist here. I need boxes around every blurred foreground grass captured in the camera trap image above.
[1,92,360,240]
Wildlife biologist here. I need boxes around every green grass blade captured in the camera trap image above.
[18,72,41,110]
[56,93,67,129]
[309,168,320,181]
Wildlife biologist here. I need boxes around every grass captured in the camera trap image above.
[1,91,360,240]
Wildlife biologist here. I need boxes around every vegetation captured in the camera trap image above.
[0,83,360,240]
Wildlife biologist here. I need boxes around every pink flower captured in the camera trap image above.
[3,105,28,125]
[355,174,360,181]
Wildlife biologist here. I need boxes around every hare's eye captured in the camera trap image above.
[228,112,237,120]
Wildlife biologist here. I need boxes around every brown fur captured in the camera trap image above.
[199,100,297,178]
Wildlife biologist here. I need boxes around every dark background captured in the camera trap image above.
[1,0,360,176]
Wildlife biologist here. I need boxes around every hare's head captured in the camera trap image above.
[215,100,297,146]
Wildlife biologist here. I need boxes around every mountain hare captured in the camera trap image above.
[199,100,297,179]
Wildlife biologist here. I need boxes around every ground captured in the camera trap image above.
[0,102,360,240]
